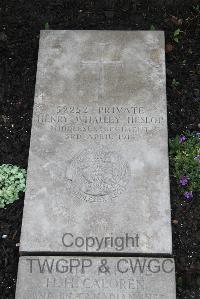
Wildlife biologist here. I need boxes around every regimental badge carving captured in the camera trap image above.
[65,147,130,202]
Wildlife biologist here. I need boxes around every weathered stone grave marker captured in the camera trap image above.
[16,256,176,299]
[15,31,176,298]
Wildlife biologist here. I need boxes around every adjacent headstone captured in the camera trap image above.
[20,30,172,254]
[15,256,176,299]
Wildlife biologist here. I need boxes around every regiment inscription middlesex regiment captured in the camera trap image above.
[20,30,172,254]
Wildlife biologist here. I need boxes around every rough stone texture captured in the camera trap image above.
[20,30,172,254]
[15,256,176,299]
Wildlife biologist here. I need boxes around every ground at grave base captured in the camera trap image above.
[0,1,200,298]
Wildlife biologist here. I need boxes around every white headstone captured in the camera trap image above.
[20,31,172,254]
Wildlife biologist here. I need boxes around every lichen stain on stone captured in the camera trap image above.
[150,48,161,65]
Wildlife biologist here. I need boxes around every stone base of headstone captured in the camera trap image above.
[15,256,176,299]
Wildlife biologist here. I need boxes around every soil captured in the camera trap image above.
[0,0,200,298]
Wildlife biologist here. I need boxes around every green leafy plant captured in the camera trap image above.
[171,78,180,88]
[44,22,49,30]
[177,276,183,287]
[172,28,182,43]
[172,28,183,43]
[193,4,200,12]
[0,164,26,208]
[169,132,200,200]
[150,25,155,30]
